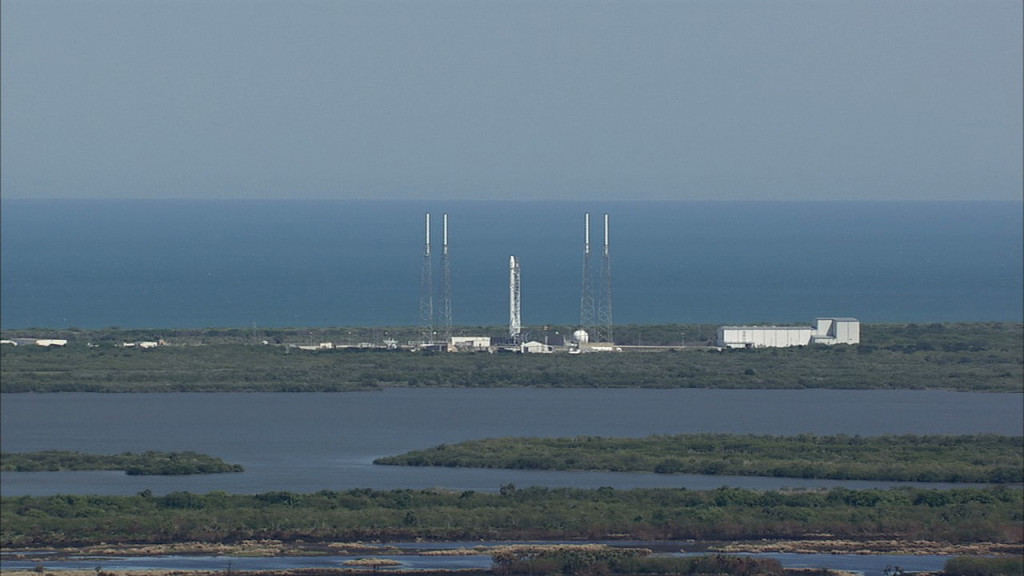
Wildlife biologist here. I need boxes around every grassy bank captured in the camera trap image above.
[1,323,1021,392]
[374,434,1024,483]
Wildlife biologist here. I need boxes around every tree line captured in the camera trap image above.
[2,485,1020,547]
[491,545,787,576]
[374,434,1024,483]
[0,451,243,475]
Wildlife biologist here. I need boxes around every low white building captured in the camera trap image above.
[297,342,335,351]
[123,340,163,349]
[2,338,68,347]
[717,318,859,349]
[578,341,620,353]
[450,336,492,350]
[521,340,553,353]
[2,336,70,344]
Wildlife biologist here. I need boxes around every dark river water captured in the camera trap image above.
[2,389,1020,496]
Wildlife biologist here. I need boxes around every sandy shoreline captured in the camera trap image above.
[708,539,1022,556]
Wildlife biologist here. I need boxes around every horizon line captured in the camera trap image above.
[3,197,1021,204]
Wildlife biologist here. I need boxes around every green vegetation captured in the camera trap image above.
[374,434,1024,483]
[1,323,1020,392]
[2,486,1020,547]
[0,451,244,475]
[492,546,789,576]
[944,556,1024,576]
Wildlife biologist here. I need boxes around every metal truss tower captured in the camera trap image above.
[596,213,614,343]
[419,213,434,344]
[440,213,453,343]
[509,255,522,344]
[579,213,596,335]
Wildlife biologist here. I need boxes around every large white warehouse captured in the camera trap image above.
[717,318,860,349]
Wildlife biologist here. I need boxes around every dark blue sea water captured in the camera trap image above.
[1,199,1021,329]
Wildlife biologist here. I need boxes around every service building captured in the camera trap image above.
[717,318,860,349]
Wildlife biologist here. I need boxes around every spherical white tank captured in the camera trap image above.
[572,329,590,344]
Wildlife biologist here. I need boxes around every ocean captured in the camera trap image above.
[1,199,1021,329]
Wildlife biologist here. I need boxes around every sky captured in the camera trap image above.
[1,0,1021,202]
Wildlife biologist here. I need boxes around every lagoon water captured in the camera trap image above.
[2,389,1021,496]
[0,547,958,576]
[2,200,1022,329]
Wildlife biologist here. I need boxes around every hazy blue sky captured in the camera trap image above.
[1,0,1021,201]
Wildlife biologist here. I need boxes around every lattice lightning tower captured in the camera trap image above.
[441,213,453,343]
[579,213,595,335]
[419,213,434,344]
[596,213,614,343]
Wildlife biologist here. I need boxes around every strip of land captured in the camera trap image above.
[374,434,1024,483]
[2,486,1020,548]
[0,451,244,475]
[4,538,1020,560]
[2,538,1021,576]
[1,323,1021,392]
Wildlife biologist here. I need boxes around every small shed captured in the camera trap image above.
[521,340,552,353]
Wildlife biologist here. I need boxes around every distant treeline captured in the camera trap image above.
[2,486,1020,547]
[0,451,243,475]
[491,545,787,576]
[943,556,1024,576]
[494,549,1024,576]
[375,434,1024,483]
[1,323,1020,392]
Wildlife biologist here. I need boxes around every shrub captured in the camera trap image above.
[944,556,1024,576]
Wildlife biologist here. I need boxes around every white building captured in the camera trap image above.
[123,340,163,349]
[521,340,553,353]
[2,338,68,347]
[578,341,620,353]
[450,336,492,351]
[810,317,860,345]
[717,318,859,349]
[297,342,335,351]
